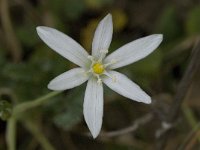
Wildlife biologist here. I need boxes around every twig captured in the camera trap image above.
[164,36,197,63]
[6,117,17,150]
[157,39,200,149]
[155,120,178,138]
[99,113,153,138]
[168,39,200,122]
[0,0,22,62]
[184,130,200,150]
[177,123,200,150]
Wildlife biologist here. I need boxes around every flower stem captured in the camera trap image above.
[13,91,62,116]
[5,91,62,150]
[6,117,16,150]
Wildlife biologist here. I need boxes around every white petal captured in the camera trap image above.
[104,34,163,69]
[37,26,90,68]
[103,71,151,104]
[48,68,88,90]
[92,14,113,59]
[84,78,103,138]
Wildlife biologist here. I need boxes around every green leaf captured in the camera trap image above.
[16,23,38,47]
[186,6,200,35]
[49,0,86,20]
[156,6,183,43]
[85,0,113,9]
[0,48,6,66]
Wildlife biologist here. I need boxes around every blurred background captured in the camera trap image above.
[0,0,200,149]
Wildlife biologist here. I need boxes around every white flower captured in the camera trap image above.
[36,14,163,138]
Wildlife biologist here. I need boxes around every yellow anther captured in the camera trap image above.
[92,63,105,74]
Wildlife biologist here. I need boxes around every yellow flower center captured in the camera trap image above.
[92,63,105,74]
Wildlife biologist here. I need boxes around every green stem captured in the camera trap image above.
[5,91,62,150]
[6,117,16,150]
[13,91,62,115]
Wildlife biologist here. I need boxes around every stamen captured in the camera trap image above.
[95,75,102,84]
[100,49,108,54]
[111,59,117,64]
[104,59,117,68]
[88,55,96,66]
[83,69,93,77]
[98,49,108,62]
[83,72,88,77]
[104,71,117,83]
[87,55,95,62]
[112,75,117,82]
[97,79,102,84]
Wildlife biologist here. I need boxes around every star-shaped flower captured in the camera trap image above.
[36,14,163,138]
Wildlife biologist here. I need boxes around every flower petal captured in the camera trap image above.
[103,71,151,104]
[48,68,88,90]
[92,14,113,59]
[37,26,90,68]
[104,34,163,69]
[84,78,103,138]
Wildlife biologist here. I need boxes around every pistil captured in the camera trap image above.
[92,63,105,74]
[87,50,117,84]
